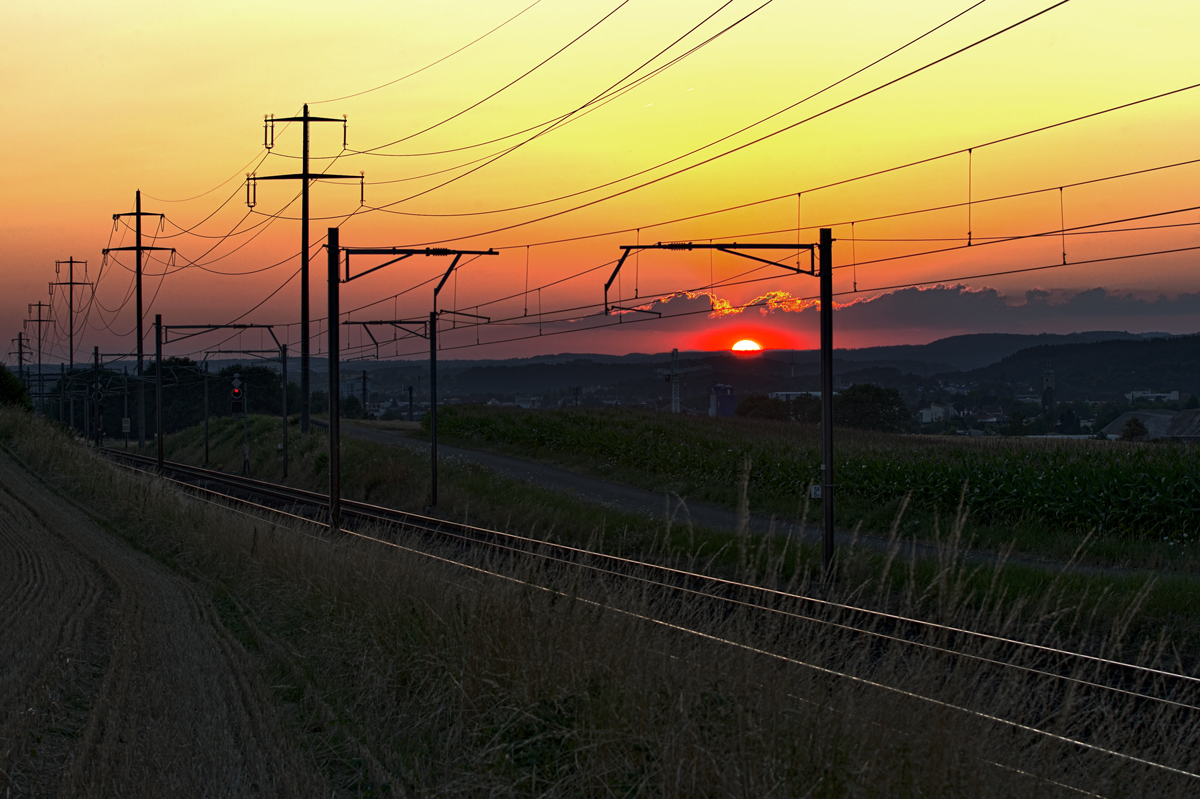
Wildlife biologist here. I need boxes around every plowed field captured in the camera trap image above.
[0,454,325,797]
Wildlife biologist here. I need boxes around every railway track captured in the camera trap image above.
[101,447,1200,792]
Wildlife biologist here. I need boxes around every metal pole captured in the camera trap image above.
[361,369,367,415]
[408,385,413,422]
[242,379,249,477]
[58,364,64,423]
[203,363,209,465]
[429,310,438,508]
[36,317,43,416]
[155,314,163,470]
[93,346,101,448]
[281,344,288,478]
[67,262,74,371]
[137,191,146,451]
[819,228,835,575]
[15,333,24,390]
[327,227,341,532]
[123,369,129,449]
[300,106,311,435]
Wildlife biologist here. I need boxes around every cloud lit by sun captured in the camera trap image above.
[731,339,762,352]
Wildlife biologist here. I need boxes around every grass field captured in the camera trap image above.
[5,407,1200,796]
[149,412,1200,650]
[429,406,1200,570]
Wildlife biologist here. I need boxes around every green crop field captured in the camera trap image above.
[434,406,1199,546]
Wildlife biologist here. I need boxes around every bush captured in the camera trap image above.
[0,363,31,411]
[735,394,788,420]
[834,383,911,432]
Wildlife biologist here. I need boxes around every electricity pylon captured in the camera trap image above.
[250,105,361,436]
[104,191,174,450]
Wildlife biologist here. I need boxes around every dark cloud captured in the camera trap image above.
[835,285,1200,332]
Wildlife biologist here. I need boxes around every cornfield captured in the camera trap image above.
[435,406,1200,538]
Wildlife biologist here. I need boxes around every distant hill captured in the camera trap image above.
[834,331,1154,372]
[951,335,1200,399]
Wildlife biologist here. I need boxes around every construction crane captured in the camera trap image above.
[656,349,709,413]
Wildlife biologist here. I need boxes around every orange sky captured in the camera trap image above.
[2,0,1199,364]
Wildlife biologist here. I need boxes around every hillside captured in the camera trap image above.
[834,331,1153,372]
[953,335,1200,399]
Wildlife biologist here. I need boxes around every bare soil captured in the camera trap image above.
[0,453,326,797]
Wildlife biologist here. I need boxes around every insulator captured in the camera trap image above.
[343,115,348,149]
[359,172,364,206]
[246,174,257,209]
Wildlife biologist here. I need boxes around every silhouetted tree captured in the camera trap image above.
[735,394,788,420]
[1120,416,1149,442]
[0,364,31,411]
[834,384,912,432]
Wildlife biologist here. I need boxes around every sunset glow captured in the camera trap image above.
[3,1,1199,361]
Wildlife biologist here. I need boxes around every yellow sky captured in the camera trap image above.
[2,0,1198,360]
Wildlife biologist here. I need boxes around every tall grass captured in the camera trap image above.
[5,408,1200,796]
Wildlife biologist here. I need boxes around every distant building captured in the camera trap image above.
[1125,390,1179,403]
[767,391,823,402]
[1101,409,1177,439]
[918,402,957,424]
[1165,410,1200,442]
[709,384,736,417]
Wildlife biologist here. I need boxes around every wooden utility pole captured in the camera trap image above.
[105,191,172,451]
[252,106,360,437]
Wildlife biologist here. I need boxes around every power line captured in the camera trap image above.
[350,0,632,154]
[486,81,1200,252]
[344,0,751,163]
[310,0,547,105]
[382,0,1068,240]
[359,0,985,217]
[351,242,1200,360]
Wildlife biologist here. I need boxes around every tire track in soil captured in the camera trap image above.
[0,453,329,797]
[0,474,110,797]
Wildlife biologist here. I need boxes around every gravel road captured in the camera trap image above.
[0,453,326,798]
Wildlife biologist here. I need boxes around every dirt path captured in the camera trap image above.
[0,453,326,797]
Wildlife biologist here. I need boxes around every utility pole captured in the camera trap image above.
[11,333,25,388]
[50,257,93,370]
[608,235,837,574]
[251,106,360,437]
[331,235,496,510]
[92,346,103,448]
[361,370,368,414]
[155,314,164,470]
[105,192,172,451]
[818,228,835,575]
[281,344,288,478]
[26,302,52,415]
[123,369,129,449]
[327,227,341,532]
[203,362,209,465]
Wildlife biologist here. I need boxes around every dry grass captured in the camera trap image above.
[4,408,1200,797]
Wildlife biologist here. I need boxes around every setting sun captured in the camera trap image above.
[731,339,762,352]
